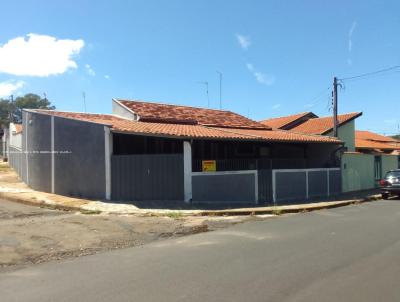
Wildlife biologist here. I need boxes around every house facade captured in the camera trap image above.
[261,112,400,192]
[7,99,343,205]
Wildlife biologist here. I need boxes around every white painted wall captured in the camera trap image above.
[9,123,22,149]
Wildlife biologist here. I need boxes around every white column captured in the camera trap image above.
[183,141,192,203]
[51,116,55,193]
[104,126,112,200]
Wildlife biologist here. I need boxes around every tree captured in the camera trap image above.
[0,93,55,127]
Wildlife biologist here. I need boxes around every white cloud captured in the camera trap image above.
[0,33,84,77]
[384,118,398,125]
[246,63,275,86]
[0,80,25,97]
[347,21,357,65]
[85,64,95,76]
[348,21,357,52]
[272,104,281,109]
[104,74,110,80]
[236,34,251,50]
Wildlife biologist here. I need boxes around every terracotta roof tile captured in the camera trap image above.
[116,99,270,130]
[30,110,341,144]
[355,138,400,150]
[290,112,362,135]
[260,112,316,129]
[213,128,341,143]
[14,124,22,134]
[355,130,398,143]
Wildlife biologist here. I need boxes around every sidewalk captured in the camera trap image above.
[0,163,381,216]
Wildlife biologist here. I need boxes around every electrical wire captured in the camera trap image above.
[339,65,400,81]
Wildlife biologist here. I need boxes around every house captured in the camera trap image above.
[8,99,343,205]
[355,130,400,155]
[261,112,362,152]
[261,112,400,192]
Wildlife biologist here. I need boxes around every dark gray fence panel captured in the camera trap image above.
[192,172,256,204]
[275,171,307,202]
[308,171,328,198]
[258,169,272,203]
[8,146,24,178]
[329,169,341,195]
[111,154,184,201]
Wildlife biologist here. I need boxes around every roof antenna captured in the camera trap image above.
[82,91,87,112]
[216,71,222,109]
[198,81,209,108]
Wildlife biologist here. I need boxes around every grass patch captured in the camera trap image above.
[80,209,102,215]
[166,212,184,219]
[271,208,283,216]
[0,165,11,172]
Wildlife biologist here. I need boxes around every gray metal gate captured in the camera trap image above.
[272,168,341,203]
[111,154,184,201]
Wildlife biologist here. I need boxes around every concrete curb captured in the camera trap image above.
[0,190,382,217]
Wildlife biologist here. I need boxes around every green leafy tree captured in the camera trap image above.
[0,93,55,127]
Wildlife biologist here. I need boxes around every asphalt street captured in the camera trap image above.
[1,199,400,302]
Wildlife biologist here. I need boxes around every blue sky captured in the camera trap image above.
[0,0,399,134]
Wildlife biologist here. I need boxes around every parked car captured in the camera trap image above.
[380,170,400,199]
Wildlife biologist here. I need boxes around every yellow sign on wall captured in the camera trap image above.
[202,160,216,172]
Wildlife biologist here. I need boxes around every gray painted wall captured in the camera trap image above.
[275,171,307,202]
[329,169,342,194]
[25,111,52,192]
[308,171,328,198]
[17,111,106,199]
[111,154,184,201]
[53,117,106,199]
[274,169,341,203]
[192,172,257,204]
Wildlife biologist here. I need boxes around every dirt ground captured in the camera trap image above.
[0,198,264,271]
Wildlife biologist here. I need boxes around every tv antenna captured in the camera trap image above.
[82,91,87,112]
[198,81,209,107]
[216,70,222,109]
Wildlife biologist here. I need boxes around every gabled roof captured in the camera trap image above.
[355,130,398,143]
[29,109,341,144]
[290,112,362,135]
[115,99,270,130]
[355,138,400,150]
[260,112,317,130]
[355,130,400,151]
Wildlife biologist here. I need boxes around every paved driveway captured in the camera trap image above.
[1,199,399,302]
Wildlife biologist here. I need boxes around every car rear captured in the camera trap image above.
[380,170,400,199]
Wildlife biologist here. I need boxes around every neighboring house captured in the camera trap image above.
[355,130,400,154]
[261,112,362,152]
[261,112,400,192]
[8,99,343,205]
[8,123,24,175]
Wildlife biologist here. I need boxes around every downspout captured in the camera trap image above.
[331,144,347,168]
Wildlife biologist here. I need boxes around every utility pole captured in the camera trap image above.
[9,95,14,123]
[332,77,338,137]
[217,71,222,109]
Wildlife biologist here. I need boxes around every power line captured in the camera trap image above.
[339,65,400,81]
